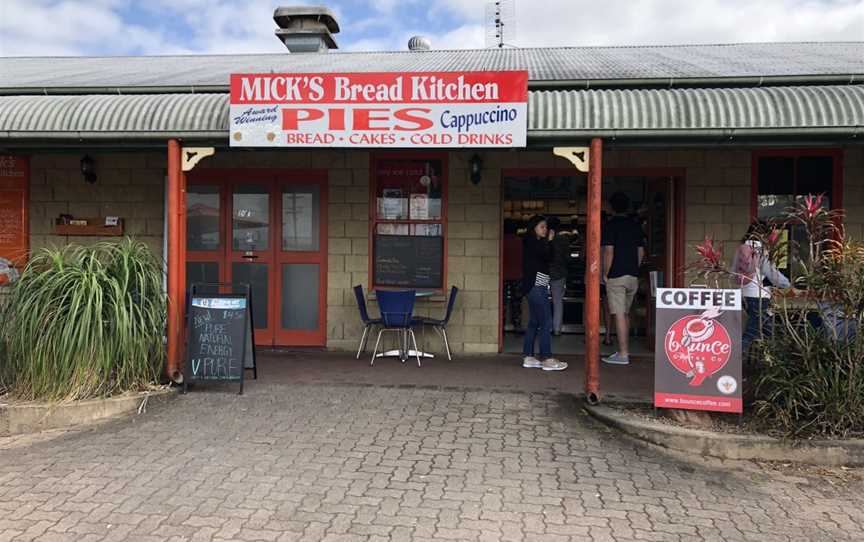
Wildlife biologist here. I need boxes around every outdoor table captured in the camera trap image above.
[376,290,436,361]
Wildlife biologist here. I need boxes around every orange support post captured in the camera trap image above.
[166,139,182,381]
[584,138,603,403]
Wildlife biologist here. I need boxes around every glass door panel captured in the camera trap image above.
[282,185,320,251]
[187,185,221,251]
[233,185,270,251]
[231,262,269,330]
[186,262,219,294]
[281,263,320,330]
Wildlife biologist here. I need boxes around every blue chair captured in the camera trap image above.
[413,286,459,360]
[371,290,421,367]
[353,285,382,359]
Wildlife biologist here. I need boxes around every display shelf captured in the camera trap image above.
[52,218,124,237]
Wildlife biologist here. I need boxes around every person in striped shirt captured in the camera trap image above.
[521,215,568,372]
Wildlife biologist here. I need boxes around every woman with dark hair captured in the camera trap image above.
[521,215,568,371]
[730,220,791,354]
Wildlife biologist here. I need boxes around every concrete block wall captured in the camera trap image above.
[18,146,863,355]
[28,152,166,256]
[439,152,503,354]
[604,149,752,283]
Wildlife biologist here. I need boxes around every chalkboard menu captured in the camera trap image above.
[374,235,443,288]
[185,289,256,394]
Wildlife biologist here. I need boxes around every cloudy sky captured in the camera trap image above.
[0,0,862,56]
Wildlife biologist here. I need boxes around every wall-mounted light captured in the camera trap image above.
[80,155,97,184]
[469,154,483,185]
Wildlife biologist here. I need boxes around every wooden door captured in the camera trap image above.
[186,169,328,347]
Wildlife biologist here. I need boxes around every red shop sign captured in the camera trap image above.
[228,71,528,148]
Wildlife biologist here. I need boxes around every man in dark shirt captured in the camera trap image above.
[601,192,646,365]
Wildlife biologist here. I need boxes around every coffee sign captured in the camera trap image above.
[654,288,742,413]
[229,71,528,148]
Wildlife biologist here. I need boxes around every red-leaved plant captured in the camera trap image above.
[690,236,726,288]
[687,194,864,438]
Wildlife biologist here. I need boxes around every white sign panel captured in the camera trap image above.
[229,71,528,148]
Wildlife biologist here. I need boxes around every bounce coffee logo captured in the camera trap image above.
[664,308,732,387]
[655,288,742,413]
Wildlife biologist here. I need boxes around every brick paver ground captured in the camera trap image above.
[2,382,863,541]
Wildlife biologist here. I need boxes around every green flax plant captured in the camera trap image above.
[0,239,165,400]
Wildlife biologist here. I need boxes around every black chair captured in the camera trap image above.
[353,285,382,359]
[414,286,459,360]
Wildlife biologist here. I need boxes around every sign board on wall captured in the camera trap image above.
[0,155,29,276]
[229,71,528,148]
[654,288,743,413]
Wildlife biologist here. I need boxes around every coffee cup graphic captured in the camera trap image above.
[665,309,732,387]
[684,318,714,343]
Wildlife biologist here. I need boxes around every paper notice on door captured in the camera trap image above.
[410,194,429,220]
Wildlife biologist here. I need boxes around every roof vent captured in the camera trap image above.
[408,36,432,51]
[273,6,340,53]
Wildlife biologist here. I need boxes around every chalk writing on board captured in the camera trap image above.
[374,235,443,288]
[187,295,247,381]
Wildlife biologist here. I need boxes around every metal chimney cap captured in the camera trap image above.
[273,6,340,33]
[408,35,432,51]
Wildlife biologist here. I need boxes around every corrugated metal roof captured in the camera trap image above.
[529,85,864,132]
[0,94,229,133]
[1,42,863,91]
[1,85,862,139]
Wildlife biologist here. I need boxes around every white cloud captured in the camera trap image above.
[0,0,167,56]
[365,0,403,13]
[0,0,861,57]
[506,0,864,47]
[142,0,286,54]
[424,24,486,50]
[430,0,864,48]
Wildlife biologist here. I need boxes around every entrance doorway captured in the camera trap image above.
[186,169,328,347]
[500,170,684,355]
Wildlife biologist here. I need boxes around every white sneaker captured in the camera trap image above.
[542,358,568,371]
[522,356,542,368]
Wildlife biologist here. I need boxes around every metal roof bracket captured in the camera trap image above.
[553,146,590,172]
[182,146,215,171]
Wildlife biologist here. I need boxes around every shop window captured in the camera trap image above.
[753,150,841,278]
[371,156,446,289]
